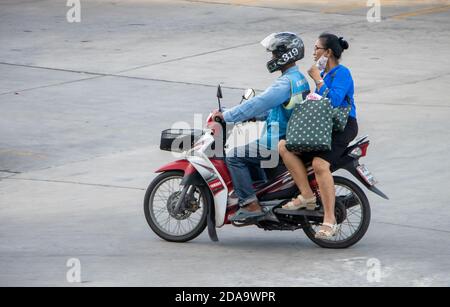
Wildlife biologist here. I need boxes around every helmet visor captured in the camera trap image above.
[260,33,277,52]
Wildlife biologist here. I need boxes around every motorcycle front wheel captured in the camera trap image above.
[144,171,210,242]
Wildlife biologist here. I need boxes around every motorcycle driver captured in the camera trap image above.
[212,32,310,222]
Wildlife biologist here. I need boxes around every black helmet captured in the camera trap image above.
[261,32,305,73]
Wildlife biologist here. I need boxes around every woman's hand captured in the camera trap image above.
[308,64,322,82]
[308,64,324,90]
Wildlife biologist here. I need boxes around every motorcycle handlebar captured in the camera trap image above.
[214,116,225,125]
[213,116,256,125]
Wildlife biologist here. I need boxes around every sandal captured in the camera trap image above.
[315,222,338,240]
[282,195,316,211]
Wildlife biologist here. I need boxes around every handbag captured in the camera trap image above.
[285,92,333,152]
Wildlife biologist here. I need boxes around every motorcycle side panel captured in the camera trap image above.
[186,155,229,228]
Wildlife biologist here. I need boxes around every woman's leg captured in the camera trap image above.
[312,157,336,225]
[278,140,315,200]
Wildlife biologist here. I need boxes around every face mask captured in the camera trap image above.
[316,55,328,71]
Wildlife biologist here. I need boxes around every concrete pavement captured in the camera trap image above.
[1,0,450,286]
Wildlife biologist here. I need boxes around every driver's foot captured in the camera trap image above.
[230,201,265,222]
[245,201,263,213]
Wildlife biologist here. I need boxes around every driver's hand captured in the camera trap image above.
[212,110,224,121]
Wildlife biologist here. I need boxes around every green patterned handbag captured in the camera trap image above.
[285,93,333,152]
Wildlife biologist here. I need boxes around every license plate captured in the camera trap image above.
[357,164,378,186]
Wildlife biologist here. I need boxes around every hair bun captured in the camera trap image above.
[338,37,349,50]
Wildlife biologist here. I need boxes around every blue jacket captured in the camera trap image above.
[223,66,310,149]
[317,64,357,118]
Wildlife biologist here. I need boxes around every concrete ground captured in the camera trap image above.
[1,0,450,287]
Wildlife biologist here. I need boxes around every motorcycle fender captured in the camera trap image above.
[155,160,191,173]
[343,161,389,200]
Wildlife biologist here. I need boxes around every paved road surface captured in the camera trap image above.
[1,0,450,286]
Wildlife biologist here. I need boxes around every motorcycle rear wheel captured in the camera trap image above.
[303,176,371,249]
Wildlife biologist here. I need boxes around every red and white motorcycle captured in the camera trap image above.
[144,87,388,248]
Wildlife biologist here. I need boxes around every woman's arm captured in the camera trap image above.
[317,68,352,107]
[308,65,325,92]
[308,65,352,107]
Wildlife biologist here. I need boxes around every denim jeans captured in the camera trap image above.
[225,141,278,207]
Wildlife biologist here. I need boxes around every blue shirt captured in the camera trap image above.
[223,66,310,149]
[317,64,357,118]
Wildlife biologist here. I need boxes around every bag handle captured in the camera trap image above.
[327,68,351,106]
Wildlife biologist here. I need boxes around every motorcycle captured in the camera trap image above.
[144,86,388,249]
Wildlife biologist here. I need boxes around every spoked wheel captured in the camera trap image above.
[303,176,371,249]
[144,171,209,242]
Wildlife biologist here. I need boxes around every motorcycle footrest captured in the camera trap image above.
[274,208,323,217]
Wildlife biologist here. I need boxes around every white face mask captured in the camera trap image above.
[316,55,328,71]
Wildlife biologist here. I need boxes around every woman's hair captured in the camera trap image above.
[319,33,349,60]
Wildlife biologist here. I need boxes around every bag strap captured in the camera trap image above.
[326,68,351,106]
